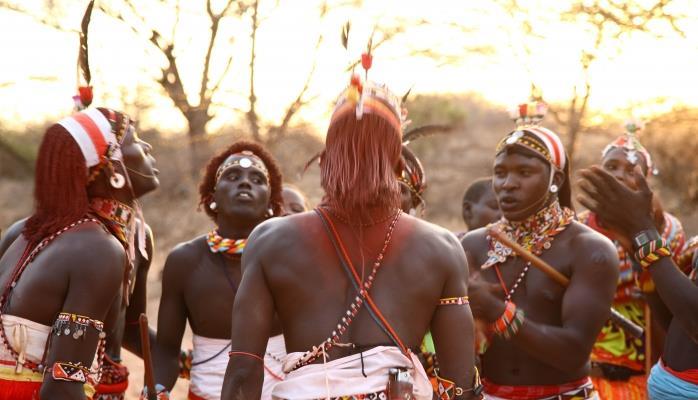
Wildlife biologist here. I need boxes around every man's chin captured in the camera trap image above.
[221,205,267,221]
[501,207,536,222]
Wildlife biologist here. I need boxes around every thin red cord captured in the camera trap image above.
[228,351,284,381]
[318,208,410,357]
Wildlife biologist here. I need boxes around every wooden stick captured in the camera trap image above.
[139,313,157,400]
[488,228,644,339]
[644,303,652,375]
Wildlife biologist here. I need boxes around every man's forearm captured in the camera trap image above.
[649,258,698,341]
[221,361,264,400]
[152,345,183,390]
[512,319,591,372]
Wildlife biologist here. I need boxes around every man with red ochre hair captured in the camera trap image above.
[221,65,480,399]
[151,140,285,400]
[0,107,159,399]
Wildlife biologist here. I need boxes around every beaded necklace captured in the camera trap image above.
[291,209,401,371]
[483,201,575,299]
[89,198,135,247]
[326,207,398,228]
[90,198,138,297]
[206,230,246,257]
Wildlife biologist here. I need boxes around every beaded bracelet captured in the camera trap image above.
[489,302,525,340]
[635,239,671,269]
[52,361,90,383]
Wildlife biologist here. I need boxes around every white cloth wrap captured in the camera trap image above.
[0,314,51,366]
[273,346,431,400]
[190,334,287,400]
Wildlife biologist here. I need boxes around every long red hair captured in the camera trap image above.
[320,112,402,218]
[23,108,128,244]
[23,125,91,244]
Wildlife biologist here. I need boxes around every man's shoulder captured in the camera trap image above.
[460,226,489,252]
[566,221,618,269]
[167,235,208,263]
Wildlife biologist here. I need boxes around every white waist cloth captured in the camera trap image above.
[0,314,51,366]
[190,334,286,400]
[273,345,431,400]
[0,314,99,373]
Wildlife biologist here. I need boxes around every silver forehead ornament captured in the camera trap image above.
[506,130,524,145]
[239,157,252,168]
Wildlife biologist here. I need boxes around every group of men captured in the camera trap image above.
[1,62,698,400]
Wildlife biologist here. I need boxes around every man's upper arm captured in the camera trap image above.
[156,244,191,352]
[430,233,475,392]
[561,233,619,351]
[41,237,124,398]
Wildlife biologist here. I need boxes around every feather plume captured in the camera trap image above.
[301,151,323,176]
[78,0,95,86]
[341,21,350,50]
[402,124,452,145]
[401,87,412,105]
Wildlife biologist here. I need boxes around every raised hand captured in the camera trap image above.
[577,166,655,240]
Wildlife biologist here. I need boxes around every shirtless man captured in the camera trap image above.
[281,184,309,215]
[0,143,158,400]
[461,177,500,232]
[0,108,158,399]
[579,166,698,399]
[579,123,685,399]
[152,141,285,400]
[461,104,619,399]
[221,76,479,399]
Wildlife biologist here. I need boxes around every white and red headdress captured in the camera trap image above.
[497,101,567,171]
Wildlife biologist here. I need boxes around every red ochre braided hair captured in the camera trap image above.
[199,140,284,221]
[320,109,403,219]
[23,108,131,244]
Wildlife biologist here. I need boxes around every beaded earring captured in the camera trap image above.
[209,201,217,211]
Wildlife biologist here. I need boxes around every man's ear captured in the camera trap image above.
[553,169,565,189]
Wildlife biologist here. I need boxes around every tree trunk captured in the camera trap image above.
[186,108,213,179]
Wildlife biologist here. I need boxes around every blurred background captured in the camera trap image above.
[2,0,698,397]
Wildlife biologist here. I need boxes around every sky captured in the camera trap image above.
[1,0,697,135]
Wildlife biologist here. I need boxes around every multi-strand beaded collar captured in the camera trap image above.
[483,200,575,270]
[89,198,135,248]
[206,230,246,257]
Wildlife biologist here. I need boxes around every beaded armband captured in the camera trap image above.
[489,302,525,340]
[53,312,105,339]
[179,349,193,380]
[435,366,483,399]
[439,296,469,306]
[635,239,671,270]
[52,361,90,383]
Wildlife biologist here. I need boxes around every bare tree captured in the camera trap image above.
[499,0,689,161]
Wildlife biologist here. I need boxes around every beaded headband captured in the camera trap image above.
[331,80,404,133]
[57,108,129,173]
[496,102,566,170]
[215,151,270,183]
[602,120,657,176]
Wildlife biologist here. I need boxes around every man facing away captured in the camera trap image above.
[221,76,479,399]
[0,107,159,399]
[462,103,619,400]
[152,140,285,400]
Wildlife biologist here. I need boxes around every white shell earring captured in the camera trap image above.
[209,201,217,211]
[110,173,125,189]
[550,184,559,194]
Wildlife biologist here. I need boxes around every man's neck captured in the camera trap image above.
[87,180,136,207]
[216,215,263,239]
